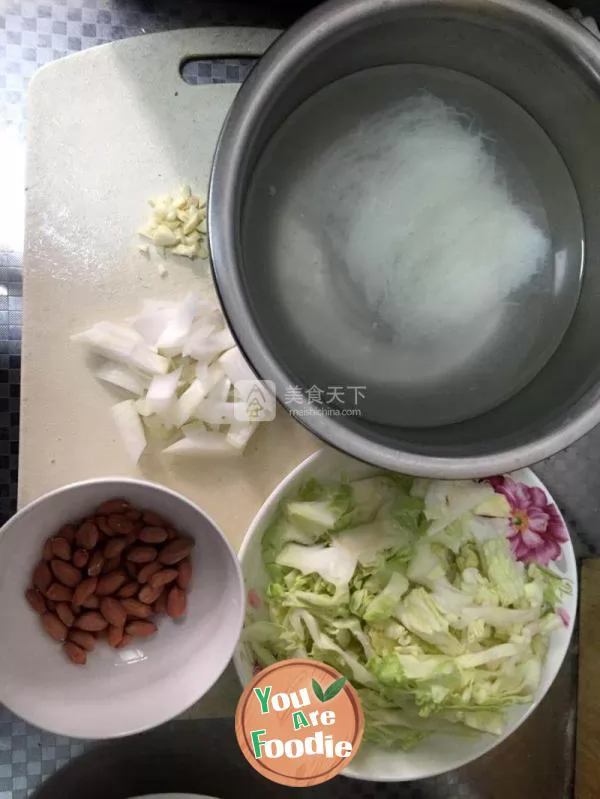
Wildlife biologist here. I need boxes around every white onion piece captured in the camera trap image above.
[174,379,207,427]
[71,323,169,375]
[182,323,216,360]
[195,401,237,425]
[111,399,147,464]
[156,292,200,353]
[133,306,173,347]
[145,367,182,415]
[218,348,257,398]
[135,398,153,417]
[163,430,237,457]
[227,420,258,451]
[95,362,148,396]
[184,328,235,363]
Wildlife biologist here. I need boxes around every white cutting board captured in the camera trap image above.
[21,27,319,529]
[20,29,321,718]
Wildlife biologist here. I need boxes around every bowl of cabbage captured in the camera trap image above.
[233,449,577,781]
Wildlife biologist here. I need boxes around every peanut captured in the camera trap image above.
[73,577,98,608]
[64,642,87,665]
[42,539,54,561]
[107,624,124,648]
[56,602,75,628]
[25,588,46,615]
[100,597,127,628]
[153,591,168,615]
[50,559,82,588]
[158,538,195,565]
[177,560,193,590]
[46,583,73,602]
[139,526,168,544]
[96,571,127,596]
[101,556,121,574]
[137,562,162,584]
[33,561,52,592]
[125,620,158,637]
[121,598,153,619]
[167,586,187,619]
[96,499,130,516]
[138,584,163,605]
[103,538,127,559]
[68,630,97,651]
[143,510,165,527]
[107,514,134,535]
[58,524,76,543]
[72,549,89,569]
[127,546,157,564]
[149,568,178,589]
[42,612,68,642]
[75,612,108,632]
[96,516,113,536]
[76,521,99,550]
[87,550,105,577]
[50,537,72,561]
[118,581,139,599]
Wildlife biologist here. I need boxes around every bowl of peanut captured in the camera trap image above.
[0,478,244,739]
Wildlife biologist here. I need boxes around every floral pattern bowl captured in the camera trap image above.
[233,449,577,782]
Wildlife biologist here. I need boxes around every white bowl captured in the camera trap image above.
[0,478,244,739]
[233,449,577,782]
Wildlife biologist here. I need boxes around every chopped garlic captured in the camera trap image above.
[137,184,210,261]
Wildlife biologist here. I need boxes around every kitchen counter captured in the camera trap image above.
[0,0,597,796]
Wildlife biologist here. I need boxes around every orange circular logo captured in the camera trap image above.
[235,658,364,787]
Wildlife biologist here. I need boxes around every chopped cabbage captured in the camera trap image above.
[246,473,572,750]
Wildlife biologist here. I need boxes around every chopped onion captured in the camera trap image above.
[219,348,256,399]
[175,379,207,428]
[71,323,169,375]
[163,429,238,457]
[145,367,182,416]
[195,401,237,425]
[156,292,200,353]
[72,291,263,462]
[111,400,147,464]
[95,362,149,396]
[227,420,258,451]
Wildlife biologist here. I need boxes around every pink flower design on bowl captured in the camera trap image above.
[488,476,568,566]
[557,608,571,627]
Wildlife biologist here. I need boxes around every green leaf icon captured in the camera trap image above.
[312,678,325,702]
[323,676,347,702]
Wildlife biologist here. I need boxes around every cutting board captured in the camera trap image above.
[21,27,319,537]
[21,29,321,718]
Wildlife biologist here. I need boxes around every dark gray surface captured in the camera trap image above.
[0,0,594,796]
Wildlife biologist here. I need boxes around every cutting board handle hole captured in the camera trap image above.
[179,57,257,86]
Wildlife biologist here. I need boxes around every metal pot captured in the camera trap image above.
[209,0,600,478]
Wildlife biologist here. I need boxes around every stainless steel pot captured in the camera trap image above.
[209,0,600,478]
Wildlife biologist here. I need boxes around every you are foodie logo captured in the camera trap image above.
[235,659,364,787]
